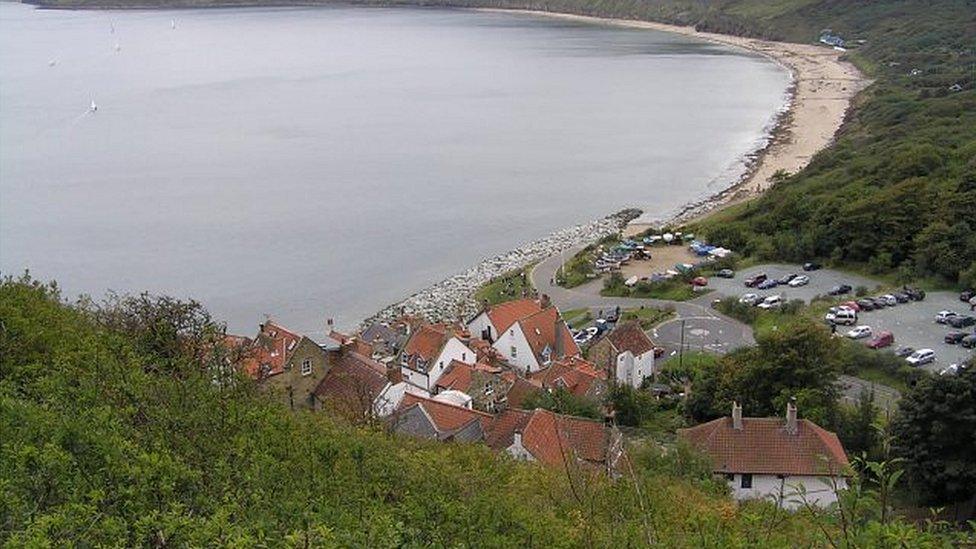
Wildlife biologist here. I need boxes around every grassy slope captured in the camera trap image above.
[1,278,841,546]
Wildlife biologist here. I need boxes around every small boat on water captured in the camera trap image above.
[48,59,58,67]
[171,18,177,30]
[89,100,98,112]
[114,42,121,52]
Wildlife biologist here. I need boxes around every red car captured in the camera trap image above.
[840,301,861,312]
[691,276,708,287]
[867,331,894,349]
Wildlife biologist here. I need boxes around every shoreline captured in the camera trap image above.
[484,9,869,234]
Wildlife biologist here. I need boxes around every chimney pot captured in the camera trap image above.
[786,398,798,434]
[732,401,743,430]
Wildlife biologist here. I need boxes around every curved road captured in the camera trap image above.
[530,247,754,360]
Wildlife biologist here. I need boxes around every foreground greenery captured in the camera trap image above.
[4,278,972,545]
[474,265,533,306]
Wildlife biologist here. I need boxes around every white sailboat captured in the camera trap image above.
[89,99,98,113]
[171,18,176,30]
[114,42,121,52]
[48,58,58,67]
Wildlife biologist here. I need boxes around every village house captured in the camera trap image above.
[390,393,494,442]
[467,298,579,375]
[588,321,657,389]
[435,360,513,412]
[485,408,624,475]
[242,320,338,410]
[678,401,850,509]
[313,350,408,422]
[399,323,476,393]
[529,356,607,403]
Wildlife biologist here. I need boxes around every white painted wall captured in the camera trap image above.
[506,434,535,461]
[493,323,539,374]
[467,312,496,342]
[615,350,656,388]
[727,473,846,509]
[375,382,428,417]
[429,337,475,387]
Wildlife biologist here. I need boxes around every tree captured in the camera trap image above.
[890,367,976,507]
[522,387,601,420]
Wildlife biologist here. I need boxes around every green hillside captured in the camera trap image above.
[2,277,967,546]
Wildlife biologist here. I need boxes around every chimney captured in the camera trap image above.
[326,318,334,335]
[553,315,564,358]
[786,398,798,435]
[732,401,743,430]
[540,294,551,309]
[513,431,523,448]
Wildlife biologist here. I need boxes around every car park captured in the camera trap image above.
[777,273,798,285]
[757,295,783,310]
[828,284,852,296]
[803,262,821,271]
[757,279,779,290]
[867,331,894,349]
[846,325,872,339]
[788,275,810,287]
[744,273,768,288]
[961,334,976,349]
[935,311,958,324]
[717,269,735,279]
[856,298,876,311]
[947,315,976,329]
[944,332,967,344]
[906,348,936,366]
[739,293,761,306]
[894,346,915,358]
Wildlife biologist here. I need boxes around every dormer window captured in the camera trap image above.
[401,354,409,366]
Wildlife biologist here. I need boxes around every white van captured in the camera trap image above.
[825,308,857,326]
[757,295,783,310]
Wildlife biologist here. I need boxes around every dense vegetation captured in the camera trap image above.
[4,277,973,545]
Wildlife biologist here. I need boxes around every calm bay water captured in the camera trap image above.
[0,3,789,335]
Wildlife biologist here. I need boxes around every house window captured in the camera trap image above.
[462,352,467,362]
[510,346,517,358]
[740,474,753,489]
[300,359,312,376]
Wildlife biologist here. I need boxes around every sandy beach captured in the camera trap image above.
[480,9,869,236]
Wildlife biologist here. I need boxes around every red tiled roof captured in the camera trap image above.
[402,324,451,364]
[487,409,612,468]
[505,377,541,409]
[242,321,303,379]
[518,307,580,362]
[314,351,389,417]
[399,393,493,431]
[607,321,656,357]
[436,360,474,392]
[678,417,849,476]
[531,359,604,398]
[486,298,544,334]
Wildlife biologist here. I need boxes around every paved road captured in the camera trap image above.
[530,248,754,360]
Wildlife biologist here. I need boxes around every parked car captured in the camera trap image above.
[945,331,967,344]
[840,301,861,312]
[867,331,894,349]
[739,293,761,306]
[906,348,936,366]
[757,295,783,310]
[788,275,810,287]
[573,331,592,345]
[870,297,888,309]
[947,315,976,329]
[826,308,858,326]
[903,287,926,301]
[880,294,898,306]
[828,284,852,296]
[653,346,666,359]
[846,325,872,339]
[893,293,910,303]
[961,290,975,302]
[691,276,709,287]
[717,269,735,279]
[893,346,915,358]
[803,262,821,271]
[935,311,958,324]
[777,273,798,285]
[856,298,876,311]
[961,334,976,349]
[744,273,768,288]
[757,279,779,290]
[939,364,962,376]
